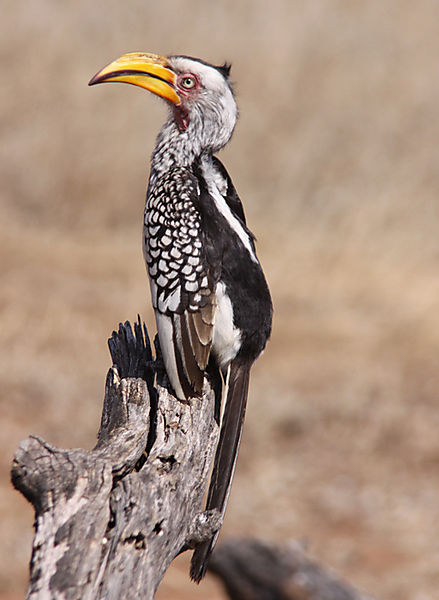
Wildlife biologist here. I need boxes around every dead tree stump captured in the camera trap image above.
[11,319,378,600]
[11,319,221,600]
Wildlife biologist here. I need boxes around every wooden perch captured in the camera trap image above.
[209,538,376,600]
[12,319,377,600]
[11,319,221,600]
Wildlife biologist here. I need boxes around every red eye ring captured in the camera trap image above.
[178,74,197,90]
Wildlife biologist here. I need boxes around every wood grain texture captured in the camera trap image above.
[10,320,376,600]
[11,320,220,600]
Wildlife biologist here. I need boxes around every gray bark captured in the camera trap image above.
[11,320,221,600]
[209,539,377,600]
[11,319,377,600]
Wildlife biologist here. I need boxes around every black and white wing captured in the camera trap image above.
[143,167,219,400]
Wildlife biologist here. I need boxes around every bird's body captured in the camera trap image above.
[145,153,271,398]
[90,53,272,581]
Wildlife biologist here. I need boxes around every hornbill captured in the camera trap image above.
[89,53,272,582]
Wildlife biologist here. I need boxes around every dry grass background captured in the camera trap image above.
[1,1,439,598]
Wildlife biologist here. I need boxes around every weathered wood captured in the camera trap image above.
[11,319,220,600]
[209,538,377,600]
[12,319,377,600]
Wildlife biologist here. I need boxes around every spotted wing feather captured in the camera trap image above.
[144,167,218,398]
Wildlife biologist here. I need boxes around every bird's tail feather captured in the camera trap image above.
[190,360,250,582]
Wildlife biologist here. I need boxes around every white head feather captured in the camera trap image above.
[151,56,238,175]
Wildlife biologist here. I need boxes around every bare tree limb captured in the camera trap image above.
[209,538,377,600]
[11,319,378,600]
[11,319,220,600]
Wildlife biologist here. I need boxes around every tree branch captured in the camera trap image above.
[11,319,220,600]
[11,319,378,600]
[209,538,377,600]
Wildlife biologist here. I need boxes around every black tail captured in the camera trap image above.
[190,360,251,582]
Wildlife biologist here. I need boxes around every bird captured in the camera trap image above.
[89,52,273,582]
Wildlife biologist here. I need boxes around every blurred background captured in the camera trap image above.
[1,1,439,598]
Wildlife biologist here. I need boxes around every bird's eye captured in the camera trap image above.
[179,75,197,90]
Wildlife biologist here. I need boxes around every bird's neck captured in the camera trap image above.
[150,107,234,183]
[150,118,204,180]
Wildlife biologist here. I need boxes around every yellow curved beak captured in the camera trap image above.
[89,52,180,105]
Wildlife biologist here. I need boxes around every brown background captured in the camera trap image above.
[1,1,439,598]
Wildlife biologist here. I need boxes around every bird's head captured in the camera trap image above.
[89,53,238,155]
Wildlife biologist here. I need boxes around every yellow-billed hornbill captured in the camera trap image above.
[89,53,272,582]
